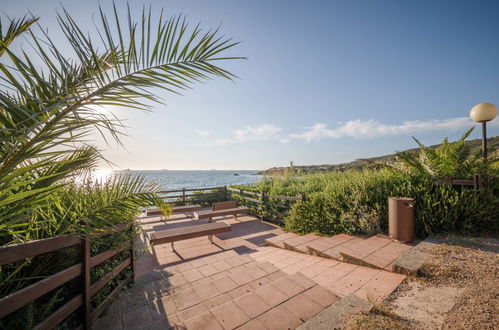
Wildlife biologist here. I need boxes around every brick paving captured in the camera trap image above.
[93,212,406,330]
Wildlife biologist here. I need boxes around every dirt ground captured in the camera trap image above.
[345,235,499,330]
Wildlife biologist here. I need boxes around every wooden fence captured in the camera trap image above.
[157,186,227,205]
[436,173,485,189]
[0,224,134,329]
[226,187,305,223]
[154,186,305,223]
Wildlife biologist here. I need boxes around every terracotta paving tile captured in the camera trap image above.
[225,256,247,267]
[234,292,271,318]
[320,247,343,260]
[303,285,340,308]
[271,276,304,297]
[192,281,221,301]
[210,270,230,280]
[362,254,393,269]
[258,261,279,274]
[248,276,272,290]
[204,293,232,310]
[282,293,323,320]
[171,288,201,310]
[288,272,317,290]
[254,283,288,307]
[328,266,380,297]
[176,302,208,321]
[244,264,267,279]
[183,311,223,330]
[313,270,345,288]
[228,284,254,299]
[257,305,303,330]
[236,318,266,330]
[191,259,208,268]
[183,269,204,283]
[212,275,239,293]
[212,260,232,272]
[191,277,212,287]
[356,271,406,302]
[139,314,182,330]
[211,301,250,330]
[265,270,286,282]
[198,264,219,277]
[333,262,359,273]
[150,298,178,320]
[299,260,336,278]
[175,261,195,273]
[167,274,187,287]
[229,270,254,286]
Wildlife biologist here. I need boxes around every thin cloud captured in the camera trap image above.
[196,116,496,146]
[214,123,282,146]
[195,129,211,137]
[289,117,481,142]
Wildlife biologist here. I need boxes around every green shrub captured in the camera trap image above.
[235,168,498,238]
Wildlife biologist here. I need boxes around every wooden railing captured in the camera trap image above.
[227,187,305,223]
[154,186,304,223]
[157,186,227,205]
[0,224,134,330]
[436,173,484,188]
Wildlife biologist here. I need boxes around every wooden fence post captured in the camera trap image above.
[129,224,135,283]
[473,173,480,189]
[224,186,228,201]
[301,193,306,202]
[260,191,265,221]
[81,237,91,329]
[182,188,186,205]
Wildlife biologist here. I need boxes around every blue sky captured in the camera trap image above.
[5,0,499,170]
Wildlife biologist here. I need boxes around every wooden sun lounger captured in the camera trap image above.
[145,204,202,217]
[149,222,231,250]
[193,201,249,222]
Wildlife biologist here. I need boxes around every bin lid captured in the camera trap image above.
[388,197,414,201]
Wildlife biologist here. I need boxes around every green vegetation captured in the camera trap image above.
[235,130,498,237]
[0,4,241,328]
[259,135,499,175]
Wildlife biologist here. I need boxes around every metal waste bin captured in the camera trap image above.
[388,197,414,242]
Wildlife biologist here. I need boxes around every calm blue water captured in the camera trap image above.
[103,170,261,191]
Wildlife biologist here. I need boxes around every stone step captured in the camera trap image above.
[182,272,340,330]
[283,234,324,253]
[340,235,417,270]
[265,232,421,273]
[264,232,299,248]
[307,234,363,259]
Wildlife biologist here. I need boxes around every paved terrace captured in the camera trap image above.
[94,211,405,330]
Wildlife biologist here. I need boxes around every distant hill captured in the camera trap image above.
[258,136,499,176]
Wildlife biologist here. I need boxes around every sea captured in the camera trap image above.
[93,170,261,191]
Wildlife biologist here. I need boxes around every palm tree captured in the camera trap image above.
[0,4,244,242]
[396,128,495,179]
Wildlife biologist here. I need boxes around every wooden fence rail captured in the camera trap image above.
[0,224,134,330]
[152,186,304,223]
[436,173,484,189]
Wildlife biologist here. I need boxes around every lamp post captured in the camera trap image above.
[470,103,498,161]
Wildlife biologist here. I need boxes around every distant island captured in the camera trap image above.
[258,136,499,176]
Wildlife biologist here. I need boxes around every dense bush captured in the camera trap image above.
[281,170,497,237]
[234,131,498,238]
